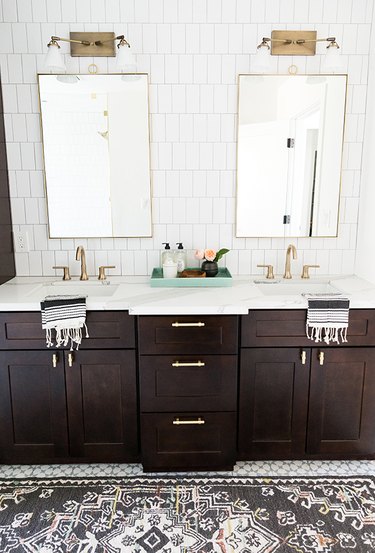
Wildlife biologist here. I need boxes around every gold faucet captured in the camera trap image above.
[76,246,89,280]
[283,244,297,279]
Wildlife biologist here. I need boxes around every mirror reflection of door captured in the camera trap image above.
[236,75,347,238]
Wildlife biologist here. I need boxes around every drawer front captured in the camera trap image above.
[0,311,135,350]
[138,315,238,355]
[139,355,237,411]
[141,412,236,470]
[241,309,375,347]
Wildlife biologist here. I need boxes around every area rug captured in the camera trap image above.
[0,475,374,552]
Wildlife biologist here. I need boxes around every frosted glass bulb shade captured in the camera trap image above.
[253,45,271,72]
[116,44,137,73]
[44,42,66,72]
[324,44,342,71]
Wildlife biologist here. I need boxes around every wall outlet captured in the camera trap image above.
[14,230,30,253]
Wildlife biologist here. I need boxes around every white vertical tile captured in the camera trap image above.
[178,0,193,23]
[46,0,61,22]
[3,0,18,21]
[31,0,47,22]
[192,0,207,23]
[105,0,120,22]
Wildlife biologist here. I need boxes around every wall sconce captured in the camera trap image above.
[254,31,342,72]
[45,32,137,73]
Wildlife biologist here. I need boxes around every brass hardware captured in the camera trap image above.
[68,353,74,367]
[76,246,89,281]
[98,266,116,280]
[271,30,318,55]
[69,32,116,57]
[301,351,307,365]
[53,266,71,281]
[171,322,205,327]
[319,351,325,366]
[52,353,58,368]
[301,264,320,279]
[173,418,205,426]
[172,361,205,367]
[257,264,275,279]
[283,244,297,279]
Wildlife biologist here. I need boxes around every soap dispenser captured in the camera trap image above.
[174,243,187,273]
[161,243,172,266]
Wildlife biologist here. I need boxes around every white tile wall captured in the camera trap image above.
[0,0,373,277]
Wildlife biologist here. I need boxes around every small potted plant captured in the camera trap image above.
[194,248,230,277]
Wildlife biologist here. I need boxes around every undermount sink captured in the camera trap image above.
[42,281,119,297]
[254,280,340,296]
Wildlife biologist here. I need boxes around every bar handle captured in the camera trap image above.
[173,418,205,426]
[171,322,205,327]
[319,351,325,366]
[301,350,307,365]
[52,353,58,368]
[68,352,74,367]
[172,361,205,367]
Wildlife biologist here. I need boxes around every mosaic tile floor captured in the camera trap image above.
[1,460,374,479]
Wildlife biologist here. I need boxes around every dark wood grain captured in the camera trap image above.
[138,315,238,354]
[141,412,236,471]
[238,348,310,459]
[241,309,375,347]
[65,349,138,462]
[307,347,375,456]
[139,354,237,412]
[0,351,68,463]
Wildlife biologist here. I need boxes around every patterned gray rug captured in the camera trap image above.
[0,475,374,552]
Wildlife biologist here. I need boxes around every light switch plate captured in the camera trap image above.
[14,230,30,252]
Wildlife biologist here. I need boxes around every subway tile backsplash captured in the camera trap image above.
[0,0,372,277]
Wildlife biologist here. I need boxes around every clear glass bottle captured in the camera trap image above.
[161,243,172,266]
[174,242,187,273]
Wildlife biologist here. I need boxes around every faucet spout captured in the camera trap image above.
[76,246,89,281]
[283,244,297,279]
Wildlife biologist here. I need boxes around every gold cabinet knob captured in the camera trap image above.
[98,265,116,280]
[53,266,71,280]
[301,264,320,279]
[257,264,275,279]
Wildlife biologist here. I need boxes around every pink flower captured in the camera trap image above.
[204,249,216,262]
[194,249,205,260]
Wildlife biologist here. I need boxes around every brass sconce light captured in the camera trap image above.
[254,30,341,72]
[45,32,136,73]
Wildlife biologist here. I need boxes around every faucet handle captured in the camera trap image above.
[301,264,320,279]
[257,264,275,279]
[53,266,71,281]
[98,265,116,281]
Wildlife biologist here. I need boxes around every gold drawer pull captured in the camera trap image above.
[301,350,307,365]
[319,351,325,366]
[52,353,58,368]
[171,322,205,327]
[68,352,74,367]
[172,361,205,367]
[173,418,205,426]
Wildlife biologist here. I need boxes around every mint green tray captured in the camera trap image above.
[150,267,233,287]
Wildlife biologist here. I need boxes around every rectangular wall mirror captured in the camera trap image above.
[236,74,347,238]
[38,74,152,238]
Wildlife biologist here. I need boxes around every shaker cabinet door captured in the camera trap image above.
[0,350,68,462]
[238,348,310,459]
[307,348,375,456]
[65,349,138,461]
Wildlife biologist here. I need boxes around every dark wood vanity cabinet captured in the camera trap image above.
[138,316,239,471]
[239,310,375,460]
[0,311,138,464]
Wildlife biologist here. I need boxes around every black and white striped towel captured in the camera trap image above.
[305,294,350,344]
[41,295,89,350]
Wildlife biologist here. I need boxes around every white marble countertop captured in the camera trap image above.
[1,274,375,314]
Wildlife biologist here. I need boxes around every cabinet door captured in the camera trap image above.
[238,348,310,459]
[0,351,68,462]
[65,350,138,461]
[307,348,375,456]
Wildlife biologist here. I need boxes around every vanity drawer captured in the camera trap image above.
[141,412,236,471]
[138,315,238,355]
[0,311,135,350]
[241,309,375,347]
[139,355,237,412]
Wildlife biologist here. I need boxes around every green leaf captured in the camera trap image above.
[214,248,230,262]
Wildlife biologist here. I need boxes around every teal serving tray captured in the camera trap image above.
[150,267,233,287]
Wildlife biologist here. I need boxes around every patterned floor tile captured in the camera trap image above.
[1,459,374,479]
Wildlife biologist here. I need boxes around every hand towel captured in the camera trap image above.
[41,295,89,350]
[305,293,350,345]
